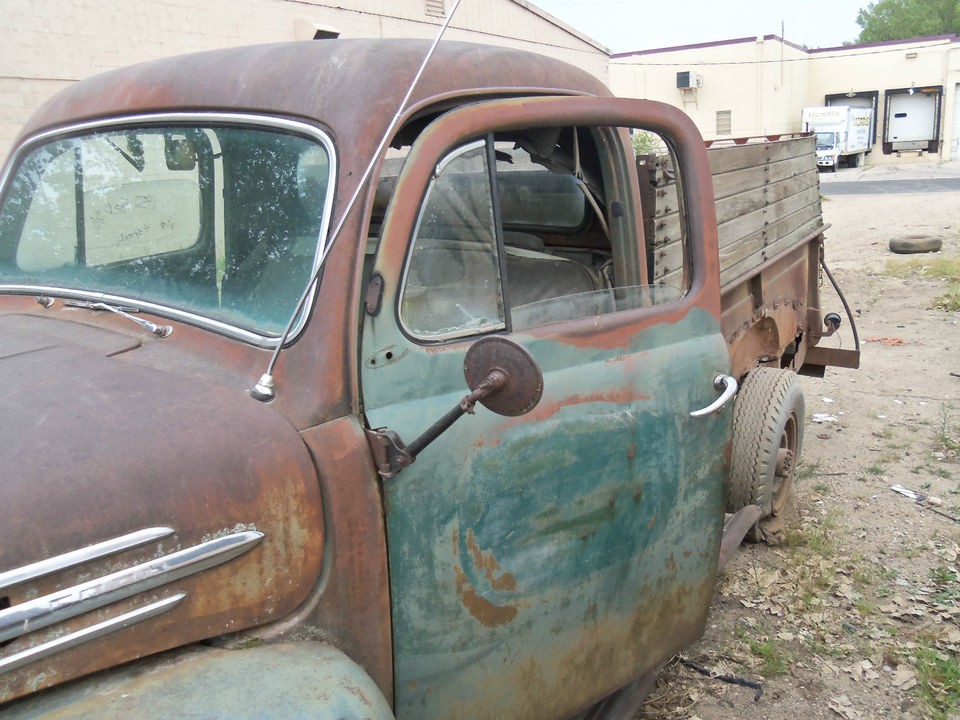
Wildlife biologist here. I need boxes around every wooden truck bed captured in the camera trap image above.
[648,134,857,377]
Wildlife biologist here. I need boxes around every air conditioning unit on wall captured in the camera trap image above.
[676,71,703,89]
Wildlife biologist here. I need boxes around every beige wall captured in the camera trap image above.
[0,0,607,162]
[610,37,809,141]
[807,37,960,164]
[610,34,960,165]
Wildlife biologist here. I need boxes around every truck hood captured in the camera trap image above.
[0,315,325,704]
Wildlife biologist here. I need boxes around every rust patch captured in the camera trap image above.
[452,530,518,627]
[465,530,517,592]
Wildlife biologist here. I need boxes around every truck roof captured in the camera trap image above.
[18,39,610,146]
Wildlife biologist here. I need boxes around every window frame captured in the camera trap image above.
[379,96,718,347]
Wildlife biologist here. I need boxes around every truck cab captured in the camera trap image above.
[0,40,855,719]
[815,130,843,169]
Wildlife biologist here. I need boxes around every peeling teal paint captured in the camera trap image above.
[362,306,731,719]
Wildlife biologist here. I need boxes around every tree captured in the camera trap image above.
[855,0,960,43]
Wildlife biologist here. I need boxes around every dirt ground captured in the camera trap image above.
[640,163,960,720]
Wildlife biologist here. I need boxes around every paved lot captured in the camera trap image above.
[818,159,960,194]
[821,177,960,194]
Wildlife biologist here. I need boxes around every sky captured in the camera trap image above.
[531,0,869,53]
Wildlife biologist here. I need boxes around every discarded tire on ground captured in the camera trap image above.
[728,368,805,543]
[889,235,943,254]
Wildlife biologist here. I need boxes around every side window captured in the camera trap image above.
[398,126,691,340]
[399,141,505,340]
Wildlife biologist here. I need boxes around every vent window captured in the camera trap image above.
[425,0,445,17]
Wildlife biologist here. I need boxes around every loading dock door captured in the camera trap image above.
[886,90,939,151]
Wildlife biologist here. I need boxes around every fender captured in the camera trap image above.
[2,642,395,719]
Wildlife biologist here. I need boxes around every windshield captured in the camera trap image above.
[0,118,335,339]
[815,131,837,149]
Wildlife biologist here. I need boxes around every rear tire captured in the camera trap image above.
[727,368,805,542]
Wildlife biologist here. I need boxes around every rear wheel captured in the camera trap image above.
[728,368,805,542]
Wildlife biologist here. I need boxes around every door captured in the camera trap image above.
[888,90,939,150]
[360,97,732,719]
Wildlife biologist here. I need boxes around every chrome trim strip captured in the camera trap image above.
[0,527,174,592]
[0,286,276,348]
[0,530,263,644]
[0,594,185,675]
[0,112,337,347]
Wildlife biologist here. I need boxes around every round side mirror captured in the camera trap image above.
[463,336,543,417]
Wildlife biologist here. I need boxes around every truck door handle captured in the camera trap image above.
[690,374,738,418]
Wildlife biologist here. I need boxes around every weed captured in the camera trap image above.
[867,464,885,476]
[873,427,895,440]
[877,565,899,581]
[781,526,808,549]
[915,643,960,720]
[850,561,873,587]
[797,461,820,480]
[885,257,960,312]
[930,565,957,586]
[736,627,789,676]
[813,482,830,495]
[929,565,960,604]
[937,405,960,453]
[934,288,960,311]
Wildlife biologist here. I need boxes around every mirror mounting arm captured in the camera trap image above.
[365,369,508,480]
[364,337,542,481]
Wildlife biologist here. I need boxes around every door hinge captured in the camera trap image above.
[364,427,414,480]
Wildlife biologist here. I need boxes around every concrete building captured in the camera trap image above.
[0,0,607,160]
[3,1,960,166]
[611,34,960,164]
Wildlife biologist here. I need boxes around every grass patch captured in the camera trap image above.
[915,644,960,720]
[885,257,960,312]
[735,626,789,676]
[782,514,837,556]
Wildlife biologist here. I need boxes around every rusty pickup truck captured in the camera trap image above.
[0,39,858,719]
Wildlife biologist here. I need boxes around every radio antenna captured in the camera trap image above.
[252,0,464,401]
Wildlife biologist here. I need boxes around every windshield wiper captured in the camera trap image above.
[63,299,172,338]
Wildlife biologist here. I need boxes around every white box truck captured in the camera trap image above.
[801,105,873,171]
